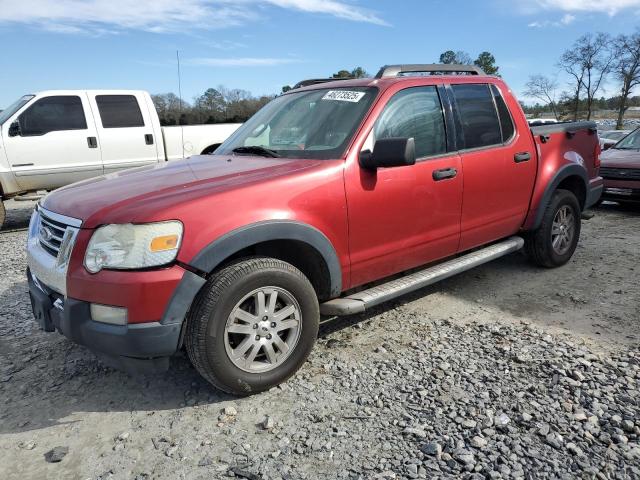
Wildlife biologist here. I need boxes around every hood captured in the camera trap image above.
[600,148,640,169]
[42,155,324,228]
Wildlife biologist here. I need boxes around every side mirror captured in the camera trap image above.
[8,120,21,137]
[359,137,416,170]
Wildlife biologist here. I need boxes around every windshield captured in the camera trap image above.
[0,95,35,126]
[216,87,378,160]
[607,131,628,141]
[613,128,640,149]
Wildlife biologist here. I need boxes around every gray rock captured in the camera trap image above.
[470,436,488,449]
[44,446,68,463]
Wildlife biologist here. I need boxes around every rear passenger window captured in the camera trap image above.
[373,86,446,159]
[491,85,515,142]
[96,95,145,128]
[451,84,501,149]
[19,96,87,136]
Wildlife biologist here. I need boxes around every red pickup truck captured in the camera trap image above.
[27,64,603,395]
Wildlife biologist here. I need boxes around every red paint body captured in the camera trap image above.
[42,75,602,324]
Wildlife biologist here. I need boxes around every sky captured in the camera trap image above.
[0,0,640,109]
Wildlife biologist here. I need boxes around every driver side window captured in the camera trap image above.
[371,87,447,159]
[19,96,87,136]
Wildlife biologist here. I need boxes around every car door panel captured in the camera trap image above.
[450,83,537,251]
[344,85,463,289]
[2,94,102,191]
[89,93,160,173]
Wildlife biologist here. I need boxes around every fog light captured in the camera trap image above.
[90,304,128,325]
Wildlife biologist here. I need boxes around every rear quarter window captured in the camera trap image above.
[96,95,145,128]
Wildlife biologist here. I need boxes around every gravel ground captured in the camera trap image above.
[0,200,639,480]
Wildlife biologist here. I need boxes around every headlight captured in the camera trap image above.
[84,221,183,273]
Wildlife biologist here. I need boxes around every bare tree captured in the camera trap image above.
[439,50,473,65]
[524,75,559,119]
[559,33,613,120]
[613,32,640,129]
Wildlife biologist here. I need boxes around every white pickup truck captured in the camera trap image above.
[0,90,241,227]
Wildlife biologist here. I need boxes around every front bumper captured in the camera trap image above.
[602,178,640,203]
[28,269,182,372]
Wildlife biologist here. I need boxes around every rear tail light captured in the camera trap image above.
[594,142,601,169]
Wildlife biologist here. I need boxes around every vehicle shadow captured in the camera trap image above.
[1,200,35,231]
[0,280,233,435]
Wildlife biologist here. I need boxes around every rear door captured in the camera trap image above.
[2,94,102,191]
[449,83,537,251]
[345,85,463,287]
[88,93,160,173]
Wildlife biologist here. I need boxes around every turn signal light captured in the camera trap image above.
[150,235,179,252]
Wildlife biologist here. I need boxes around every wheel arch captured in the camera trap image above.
[530,164,588,231]
[161,220,342,325]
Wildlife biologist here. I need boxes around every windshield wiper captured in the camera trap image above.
[231,146,281,158]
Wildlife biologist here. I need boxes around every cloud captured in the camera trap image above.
[264,0,389,25]
[185,57,300,67]
[519,0,640,15]
[560,13,576,24]
[527,12,576,27]
[0,0,387,35]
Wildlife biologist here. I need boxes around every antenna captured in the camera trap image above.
[176,50,185,158]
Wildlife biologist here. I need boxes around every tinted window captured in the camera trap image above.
[96,95,144,128]
[373,86,446,158]
[491,85,515,142]
[451,84,501,149]
[19,96,87,136]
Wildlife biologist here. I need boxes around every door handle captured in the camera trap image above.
[87,137,98,148]
[514,152,531,163]
[145,134,154,145]
[432,167,457,181]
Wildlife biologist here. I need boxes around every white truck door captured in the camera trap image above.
[89,93,161,173]
[1,94,102,191]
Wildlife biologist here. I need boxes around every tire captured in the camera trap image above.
[186,257,319,395]
[525,189,581,268]
[0,201,5,230]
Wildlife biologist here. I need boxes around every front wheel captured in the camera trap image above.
[186,257,319,395]
[525,189,581,268]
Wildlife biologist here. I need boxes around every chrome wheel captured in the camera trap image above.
[551,205,575,255]
[224,287,302,373]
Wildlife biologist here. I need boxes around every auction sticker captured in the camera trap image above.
[322,90,366,102]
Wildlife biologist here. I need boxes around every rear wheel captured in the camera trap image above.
[526,189,581,268]
[186,257,319,395]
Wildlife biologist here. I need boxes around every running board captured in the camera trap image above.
[320,236,525,316]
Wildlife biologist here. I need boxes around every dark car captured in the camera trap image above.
[599,127,640,204]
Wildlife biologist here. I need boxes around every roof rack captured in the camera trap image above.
[292,78,353,89]
[375,64,485,78]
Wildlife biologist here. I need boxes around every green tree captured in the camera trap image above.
[281,85,292,93]
[332,69,353,79]
[474,51,500,75]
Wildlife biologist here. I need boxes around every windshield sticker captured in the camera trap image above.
[322,90,366,102]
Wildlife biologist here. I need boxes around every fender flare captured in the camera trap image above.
[531,163,588,231]
[161,220,342,325]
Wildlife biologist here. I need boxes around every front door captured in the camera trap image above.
[345,85,463,288]
[2,94,102,191]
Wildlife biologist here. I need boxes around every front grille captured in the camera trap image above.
[600,167,640,180]
[38,211,70,258]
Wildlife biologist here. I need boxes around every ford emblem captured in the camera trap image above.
[39,226,54,242]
